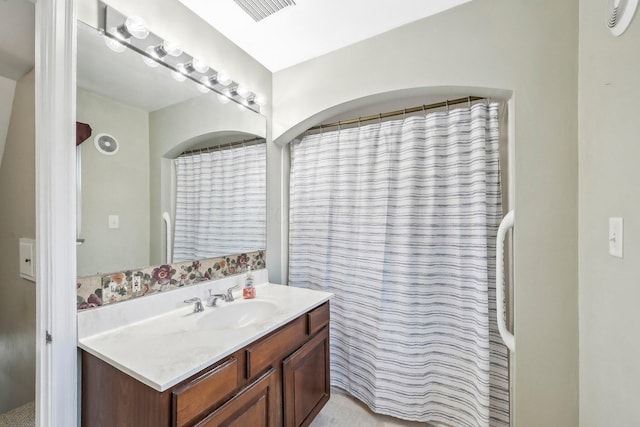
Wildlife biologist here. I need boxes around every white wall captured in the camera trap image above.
[578,1,640,425]
[0,70,35,413]
[272,0,579,425]
[76,88,150,276]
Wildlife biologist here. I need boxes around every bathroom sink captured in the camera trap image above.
[196,299,278,330]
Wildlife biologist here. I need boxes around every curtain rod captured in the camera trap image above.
[307,96,486,132]
[179,137,265,157]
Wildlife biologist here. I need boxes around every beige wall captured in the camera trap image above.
[273,0,579,425]
[0,70,35,413]
[76,88,150,276]
[0,75,16,166]
[578,1,640,425]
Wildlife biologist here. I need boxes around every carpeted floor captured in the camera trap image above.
[0,401,35,427]
[310,389,434,427]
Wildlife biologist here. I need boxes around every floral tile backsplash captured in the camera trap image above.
[77,251,265,311]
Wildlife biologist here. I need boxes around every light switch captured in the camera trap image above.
[609,217,623,258]
[19,238,36,282]
[108,215,119,229]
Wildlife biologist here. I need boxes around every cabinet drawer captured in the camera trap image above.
[246,316,306,379]
[307,303,329,336]
[195,368,278,427]
[172,357,238,427]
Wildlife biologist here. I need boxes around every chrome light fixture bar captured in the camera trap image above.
[101,3,263,113]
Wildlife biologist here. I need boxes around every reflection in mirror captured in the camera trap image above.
[76,21,266,278]
[173,137,266,262]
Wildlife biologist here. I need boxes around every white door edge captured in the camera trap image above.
[35,0,78,425]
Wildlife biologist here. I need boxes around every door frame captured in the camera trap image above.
[34,0,77,425]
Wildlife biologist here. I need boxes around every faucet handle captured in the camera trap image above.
[226,285,239,302]
[184,297,204,313]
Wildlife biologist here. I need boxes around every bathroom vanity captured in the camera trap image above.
[78,282,332,427]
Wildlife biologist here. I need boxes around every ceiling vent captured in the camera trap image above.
[233,0,296,22]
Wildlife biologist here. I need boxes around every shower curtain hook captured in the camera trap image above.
[403,108,407,120]
[445,99,449,113]
[378,113,382,124]
[422,104,427,116]
[467,96,471,109]
[358,117,362,128]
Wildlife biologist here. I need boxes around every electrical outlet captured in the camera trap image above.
[108,215,120,229]
[132,276,141,292]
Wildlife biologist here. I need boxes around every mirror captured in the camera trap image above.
[76,21,267,278]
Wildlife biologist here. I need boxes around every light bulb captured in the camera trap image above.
[172,71,187,82]
[124,16,149,39]
[236,85,250,98]
[163,40,183,57]
[146,45,161,60]
[196,82,210,93]
[253,94,266,106]
[142,47,159,67]
[191,57,209,74]
[171,64,188,82]
[217,70,232,86]
[217,94,230,104]
[104,34,127,53]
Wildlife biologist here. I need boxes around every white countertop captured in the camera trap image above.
[78,283,332,392]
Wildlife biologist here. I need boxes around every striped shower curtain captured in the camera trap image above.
[289,103,509,426]
[173,143,266,262]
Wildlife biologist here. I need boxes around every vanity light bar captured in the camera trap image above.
[101,3,262,113]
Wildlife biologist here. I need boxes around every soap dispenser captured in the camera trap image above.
[243,266,256,299]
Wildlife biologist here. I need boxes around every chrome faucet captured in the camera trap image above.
[207,286,238,306]
[207,290,223,307]
[184,297,204,313]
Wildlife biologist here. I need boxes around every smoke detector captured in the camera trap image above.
[607,0,639,36]
[233,0,296,22]
[94,133,119,155]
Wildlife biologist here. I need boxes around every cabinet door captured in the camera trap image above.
[195,368,277,427]
[283,328,330,427]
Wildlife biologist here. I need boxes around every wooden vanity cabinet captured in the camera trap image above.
[81,302,330,427]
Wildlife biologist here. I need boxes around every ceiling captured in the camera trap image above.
[177,0,472,72]
[0,0,471,83]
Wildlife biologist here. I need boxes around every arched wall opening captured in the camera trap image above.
[273,85,514,281]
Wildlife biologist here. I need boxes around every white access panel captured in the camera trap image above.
[19,238,36,282]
